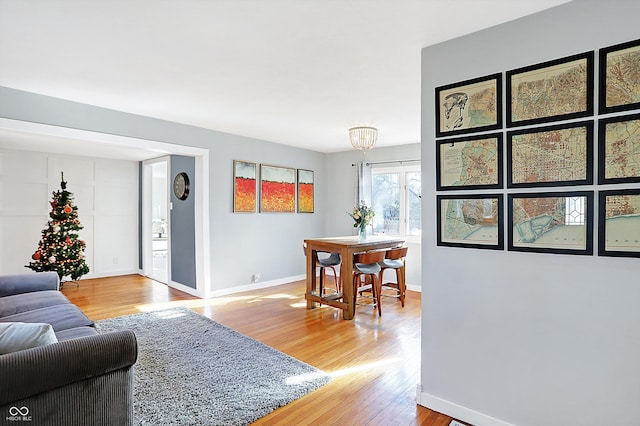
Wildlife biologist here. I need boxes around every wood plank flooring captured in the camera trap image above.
[62,275,461,426]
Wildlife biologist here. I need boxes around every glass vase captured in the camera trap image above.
[358,226,367,241]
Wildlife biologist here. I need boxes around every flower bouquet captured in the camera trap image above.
[348,201,375,240]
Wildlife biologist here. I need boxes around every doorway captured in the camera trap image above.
[143,157,170,284]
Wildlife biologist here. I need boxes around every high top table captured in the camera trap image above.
[304,236,405,320]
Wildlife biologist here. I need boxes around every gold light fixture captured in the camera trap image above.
[349,126,378,150]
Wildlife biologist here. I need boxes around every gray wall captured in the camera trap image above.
[0,86,326,291]
[420,1,640,425]
[170,155,196,289]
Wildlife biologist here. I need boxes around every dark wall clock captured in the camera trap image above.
[173,172,190,201]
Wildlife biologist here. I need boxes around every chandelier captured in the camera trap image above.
[349,126,378,150]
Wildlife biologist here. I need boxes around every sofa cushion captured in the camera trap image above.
[0,304,94,332]
[0,290,70,317]
[0,322,58,354]
[55,326,98,341]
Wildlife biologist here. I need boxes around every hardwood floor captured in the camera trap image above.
[62,275,460,426]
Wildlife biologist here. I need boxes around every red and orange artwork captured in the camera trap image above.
[260,165,296,213]
[234,161,256,213]
[297,169,314,213]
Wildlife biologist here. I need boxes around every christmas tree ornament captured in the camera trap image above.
[26,172,90,287]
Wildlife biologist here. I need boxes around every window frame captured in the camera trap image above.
[370,164,421,242]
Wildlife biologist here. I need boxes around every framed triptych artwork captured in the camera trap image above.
[260,164,296,213]
[297,169,314,213]
[233,160,257,213]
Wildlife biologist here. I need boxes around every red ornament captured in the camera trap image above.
[63,205,72,214]
[32,252,41,260]
[50,201,57,209]
[65,236,72,245]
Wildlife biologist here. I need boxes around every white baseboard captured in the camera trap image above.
[417,390,515,426]
[209,274,306,298]
[82,269,140,279]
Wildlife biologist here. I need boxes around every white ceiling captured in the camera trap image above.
[0,0,571,158]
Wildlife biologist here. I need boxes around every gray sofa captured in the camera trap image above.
[0,272,137,426]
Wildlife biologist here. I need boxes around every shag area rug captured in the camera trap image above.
[96,307,330,425]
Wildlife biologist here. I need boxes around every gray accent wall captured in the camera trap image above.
[421,1,640,425]
[170,155,196,289]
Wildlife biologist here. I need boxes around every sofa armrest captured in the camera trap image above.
[0,330,137,406]
[0,272,60,297]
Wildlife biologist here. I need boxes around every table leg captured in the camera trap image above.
[341,247,355,320]
[306,246,317,309]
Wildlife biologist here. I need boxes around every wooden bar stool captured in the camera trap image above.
[303,243,341,297]
[378,246,408,307]
[352,250,386,316]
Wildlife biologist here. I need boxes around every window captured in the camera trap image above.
[371,165,421,237]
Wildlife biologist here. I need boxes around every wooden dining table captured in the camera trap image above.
[304,236,405,320]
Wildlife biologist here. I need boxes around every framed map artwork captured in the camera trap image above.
[598,113,640,184]
[435,73,502,137]
[598,189,640,258]
[437,194,504,250]
[508,192,594,255]
[260,164,296,213]
[436,133,503,190]
[297,169,314,213]
[233,160,257,213]
[507,51,594,127]
[507,121,594,188]
[599,39,640,114]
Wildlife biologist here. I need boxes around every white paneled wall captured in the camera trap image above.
[0,148,139,278]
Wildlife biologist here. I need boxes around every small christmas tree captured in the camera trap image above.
[26,172,90,283]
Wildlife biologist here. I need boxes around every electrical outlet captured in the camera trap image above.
[449,420,468,426]
[252,273,260,283]
[113,257,119,264]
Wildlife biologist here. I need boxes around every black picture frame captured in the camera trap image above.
[598,189,640,258]
[507,121,594,188]
[436,194,504,250]
[597,113,640,185]
[436,133,503,191]
[598,39,640,115]
[507,51,594,127]
[508,191,594,255]
[435,73,502,137]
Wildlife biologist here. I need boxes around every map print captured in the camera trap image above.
[442,198,499,244]
[605,44,640,109]
[511,126,588,185]
[439,79,498,133]
[511,58,588,123]
[603,193,640,252]
[603,117,640,180]
[440,137,498,187]
[512,195,587,250]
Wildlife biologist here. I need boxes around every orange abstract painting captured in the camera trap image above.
[234,160,256,212]
[260,165,295,213]
[297,169,314,213]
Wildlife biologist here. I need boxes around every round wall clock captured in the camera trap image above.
[173,172,190,201]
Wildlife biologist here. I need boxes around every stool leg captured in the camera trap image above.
[397,267,405,307]
[372,274,382,317]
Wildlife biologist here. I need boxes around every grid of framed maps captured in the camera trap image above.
[435,38,640,258]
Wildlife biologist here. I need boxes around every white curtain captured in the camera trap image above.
[354,160,372,206]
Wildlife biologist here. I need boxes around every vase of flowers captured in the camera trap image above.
[348,201,375,241]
